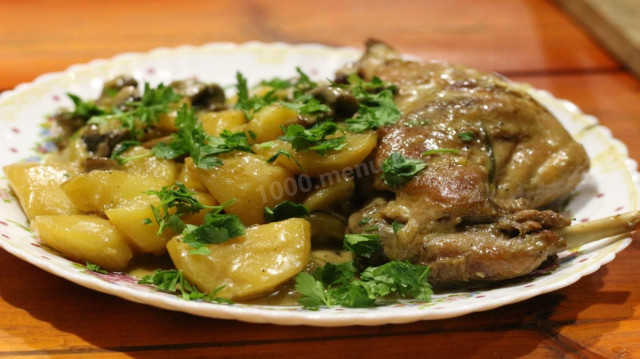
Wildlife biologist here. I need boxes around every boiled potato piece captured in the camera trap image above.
[254,131,378,176]
[200,109,246,136]
[31,214,133,271]
[105,199,173,255]
[106,191,216,255]
[167,218,311,299]
[61,170,163,213]
[3,162,81,220]
[303,174,355,211]
[180,190,218,226]
[121,146,178,186]
[197,153,296,226]
[246,104,299,143]
[176,157,207,192]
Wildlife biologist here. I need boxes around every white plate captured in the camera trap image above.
[0,42,638,326]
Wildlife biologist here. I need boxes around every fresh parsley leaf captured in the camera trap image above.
[295,259,432,309]
[281,94,330,115]
[152,105,252,169]
[233,72,279,118]
[145,182,215,235]
[138,269,231,303]
[182,201,245,255]
[279,122,346,155]
[295,272,331,309]
[110,140,144,165]
[458,131,474,142]
[293,67,318,92]
[88,82,181,139]
[85,261,108,274]
[358,217,372,225]
[422,148,461,156]
[381,153,427,187]
[66,93,106,119]
[264,201,311,223]
[265,148,306,171]
[344,74,401,133]
[360,261,432,301]
[392,220,404,234]
[343,233,382,258]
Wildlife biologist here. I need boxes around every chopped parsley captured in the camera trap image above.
[138,269,231,303]
[422,148,460,156]
[281,94,330,115]
[66,93,106,119]
[392,220,405,234]
[381,153,427,187]
[344,74,401,132]
[343,233,382,258]
[264,201,310,223]
[88,83,182,139]
[295,260,432,310]
[85,261,108,274]
[234,68,321,119]
[181,200,246,255]
[152,105,253,169]
[145,182,216,235]
[458,131,474,142]
[110,140,144,165]
[279,121,346,155]
[265,148,306,171]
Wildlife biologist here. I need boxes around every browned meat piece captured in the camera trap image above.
[345,40,590,286]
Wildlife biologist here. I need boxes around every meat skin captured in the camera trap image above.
[345,41,589,287]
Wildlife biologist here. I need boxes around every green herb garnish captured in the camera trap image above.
[138,269,231,303]
[181,200,245,255]
[422,148,460,156]
[343,233,382,258]
[110,140,144,165]
[85,261,108,274]
[392,220,404,234]
[66,93,106,119]
[295,260,432,310]
[381,153,427,187]
[88,83,181,139]
[145,182,216,235]
[344,74,401,132]
[152,105,252,169]
[458,131,474,142]
[279,122,346,155]
[264,201,311,223]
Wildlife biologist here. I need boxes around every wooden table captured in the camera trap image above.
[1,1,639,357]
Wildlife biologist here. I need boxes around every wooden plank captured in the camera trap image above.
[556,0,640,78]
[0,0,619,90]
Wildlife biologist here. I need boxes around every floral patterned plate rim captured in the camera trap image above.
[0,42,637,326]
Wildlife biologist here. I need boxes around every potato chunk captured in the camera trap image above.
[31,215,133,271]
[61,170,163,213]
[105,200,173,255]
[200,109,246,136]
[167,218,311,299]
[176,157,207,192]
[246,104,299,143]
[196,153,296,226]
[121,146,178,186]
[3,162,81,220]
[254,131,378,176]
[106,191,216,255]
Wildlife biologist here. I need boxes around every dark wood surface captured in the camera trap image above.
[1,1,639,357]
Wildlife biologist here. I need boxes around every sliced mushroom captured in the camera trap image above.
[170,79,226,111]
